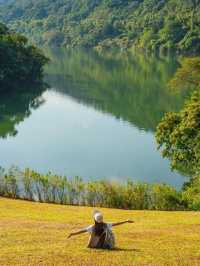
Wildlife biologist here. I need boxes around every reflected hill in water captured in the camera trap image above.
[0,49,189,140]
[0,84,46,138]
[45,48,188,132]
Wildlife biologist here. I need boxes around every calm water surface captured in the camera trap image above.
[0,49,189,187]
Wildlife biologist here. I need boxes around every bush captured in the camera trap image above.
[0,167,196,210]
[182,176,200,210]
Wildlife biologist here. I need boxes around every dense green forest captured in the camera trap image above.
[0,23,48,91]
[0,0,199,52]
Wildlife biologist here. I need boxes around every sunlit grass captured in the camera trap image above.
[0,197,200,266]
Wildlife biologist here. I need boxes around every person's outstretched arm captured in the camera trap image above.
[67,228,87,238]
[112,220,134,227]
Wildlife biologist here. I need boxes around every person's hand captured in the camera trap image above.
[67,233,73,239]
[127,220,134,223]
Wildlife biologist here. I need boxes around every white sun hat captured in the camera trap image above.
[93,211,103,223]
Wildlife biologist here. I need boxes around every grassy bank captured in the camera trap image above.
[0,197,200,266]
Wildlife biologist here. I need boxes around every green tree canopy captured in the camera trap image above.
[0,23,48,91]
[156,57,200,176]
[0,0,199,52]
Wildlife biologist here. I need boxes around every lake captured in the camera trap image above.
[0,48,189,187]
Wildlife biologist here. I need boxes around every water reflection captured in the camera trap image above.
[0,84,46,139]
[45,48,188,132]
[0,49,190,187]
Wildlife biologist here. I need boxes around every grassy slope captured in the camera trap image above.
[0,197,200,266]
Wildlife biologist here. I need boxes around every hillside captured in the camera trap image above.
[0,197,200,266]
[0,23,48,91]
[0,0,199,53]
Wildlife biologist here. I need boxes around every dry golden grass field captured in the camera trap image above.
[0,197,200,266]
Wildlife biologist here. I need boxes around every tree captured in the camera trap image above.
[156,57,200,176]
[169,57,200,89]
[0,23,48,91]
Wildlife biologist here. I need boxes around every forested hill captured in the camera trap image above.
[0,0,199,53]
[0,23,48,91]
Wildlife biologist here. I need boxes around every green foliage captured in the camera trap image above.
[0,0,199,52]
[0,167,191,210]
[156,91,200,176]
[156,57,200,176]
[169,57,200,89]
[0,23,48,91]
[182,176,200,210]
[151,183,183,210]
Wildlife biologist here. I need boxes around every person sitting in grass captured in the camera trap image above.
[67,210,134,249]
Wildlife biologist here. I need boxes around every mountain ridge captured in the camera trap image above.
[0,0,199,53]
